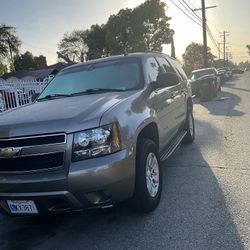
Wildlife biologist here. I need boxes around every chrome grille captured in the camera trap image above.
[0,134,66,148]
[0,134,67,173]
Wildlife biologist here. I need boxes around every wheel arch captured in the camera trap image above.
[136,122,159,151]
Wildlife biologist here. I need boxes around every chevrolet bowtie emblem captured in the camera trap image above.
[0,148,21,158]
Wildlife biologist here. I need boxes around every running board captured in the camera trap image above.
[160,131,187,162]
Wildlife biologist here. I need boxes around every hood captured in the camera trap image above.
[0,92,131,138]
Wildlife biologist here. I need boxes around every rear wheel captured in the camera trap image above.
[213,82,218,97]
[131,138,162,213]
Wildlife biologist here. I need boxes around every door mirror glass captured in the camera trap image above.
[155,72,179,88]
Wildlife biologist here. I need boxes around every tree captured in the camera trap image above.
[246,45,250,55]
[105,8,133,55]
[58,30,88,63]
[104,0,174,55]
[238,60,250,70]
[182,42,215,75]
[34,55,47,69]
[85,24,106,59]
[0,62,7,76]
[0,24,21,67]
[14,51,37,71]
[131,0,174,51]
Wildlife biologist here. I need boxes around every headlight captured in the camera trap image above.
[72,123,121,162]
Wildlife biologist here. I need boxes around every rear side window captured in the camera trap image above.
[168,58,188,81]
[156,56,175,74]
[145,57,160,82]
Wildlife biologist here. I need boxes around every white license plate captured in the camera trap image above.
[7,200,38,214]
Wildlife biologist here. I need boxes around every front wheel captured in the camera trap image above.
[182,111,195,144]
[131,138,162,213]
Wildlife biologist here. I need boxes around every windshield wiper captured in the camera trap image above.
[37,94,71,101]
[38,89,126,101]
[70,88,126,96]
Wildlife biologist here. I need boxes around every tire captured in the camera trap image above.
[182,111,195,144]
[131,138,162,213]
[199,84,213,102]
[218,84,222,92]
[213,82,218,97]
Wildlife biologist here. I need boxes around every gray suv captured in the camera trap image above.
[0,53,194,215]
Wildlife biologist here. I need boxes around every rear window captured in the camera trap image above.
[190,69,216,80]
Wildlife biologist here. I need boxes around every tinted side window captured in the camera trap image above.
[156,56,175,73]
[145,57,160,82]
[169,58,188,81]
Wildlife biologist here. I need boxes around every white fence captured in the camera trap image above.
[0,79,49,112]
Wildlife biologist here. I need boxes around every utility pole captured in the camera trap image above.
[171,36,176,59]
[201,0,208,67]
[218,43,222,60]
[193,1,216,68]
[220,31,230,67]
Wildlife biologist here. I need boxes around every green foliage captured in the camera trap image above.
[246,45,250,55]
[0,24,21,65]
[105,8,133,54]
[85,24,106,59]
[182,42,215,75]
[238,60,250,70]
[14,51,37,71]
[58,30,88,62]
[57,0,174,61]
[105,0,174,55]
[0,62,8,76]
[213,59,235,69]
[131,0,173,52]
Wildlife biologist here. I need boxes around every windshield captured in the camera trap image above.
[38,58,141,100]
[190,69,215,80]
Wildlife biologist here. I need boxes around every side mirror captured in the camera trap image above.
[154,72,180,89]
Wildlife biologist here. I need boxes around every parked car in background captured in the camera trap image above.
[0,52,195,216]
[232,68,245,74]
[189,67,221,101]
[218,67,233,83]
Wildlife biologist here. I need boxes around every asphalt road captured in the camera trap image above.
[0,72,250,250]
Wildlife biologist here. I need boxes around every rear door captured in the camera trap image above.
[154,56,180,139]
[159,56,187,134]
[145,56,173,148]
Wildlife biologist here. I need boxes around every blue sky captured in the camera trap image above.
[1,0,250,64]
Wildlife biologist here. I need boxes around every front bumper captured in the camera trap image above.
[0,148,135,215]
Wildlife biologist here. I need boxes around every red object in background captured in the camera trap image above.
[35,55,47,70]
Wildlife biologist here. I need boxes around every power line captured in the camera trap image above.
[169,0,202,27]
[185,0,200,10]
[182,0,202,21]
[207,25,219,50]
[176,0,202,23]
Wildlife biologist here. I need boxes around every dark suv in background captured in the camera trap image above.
[0,53,194,216]
[190,67,221,101]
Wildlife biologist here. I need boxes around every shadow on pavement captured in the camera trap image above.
[0,120,244,250]
[194,89,245,117]
[223,85,250,93]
